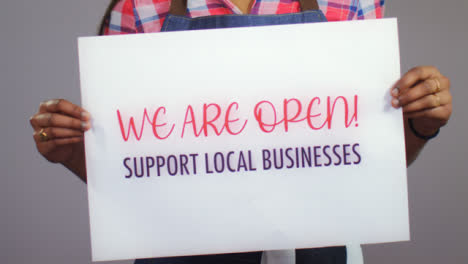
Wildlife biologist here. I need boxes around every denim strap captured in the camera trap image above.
[169,0,320,15]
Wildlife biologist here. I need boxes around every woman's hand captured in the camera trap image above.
[30,99,91,181]
[390,66,452,166]
[391,66,452,136]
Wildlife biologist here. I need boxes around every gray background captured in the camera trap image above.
[1,0,467,263]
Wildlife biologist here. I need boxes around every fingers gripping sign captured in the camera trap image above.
[390,66,452,139]
[39,99,84,117]
[30,99,92,164]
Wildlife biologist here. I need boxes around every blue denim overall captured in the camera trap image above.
[135,0,346,263]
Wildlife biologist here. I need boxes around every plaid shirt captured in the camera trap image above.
[105,0,385,35]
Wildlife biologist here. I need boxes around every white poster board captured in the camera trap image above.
[78,18,409,262]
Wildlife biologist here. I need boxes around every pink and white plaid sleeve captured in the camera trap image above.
[318,0,385,21]
[105,0,138,35]
[356,0,385,19]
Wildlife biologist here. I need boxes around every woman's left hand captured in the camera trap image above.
[391,65,452,135]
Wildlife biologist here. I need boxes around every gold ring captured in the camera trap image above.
[433,78,441,93]
[39,128,49,142]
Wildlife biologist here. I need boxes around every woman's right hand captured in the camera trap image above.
[30,99,91,180]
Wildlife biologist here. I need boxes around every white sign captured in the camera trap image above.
[78,18,409,262]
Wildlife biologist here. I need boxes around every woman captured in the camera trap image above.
[29,0,452,263]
